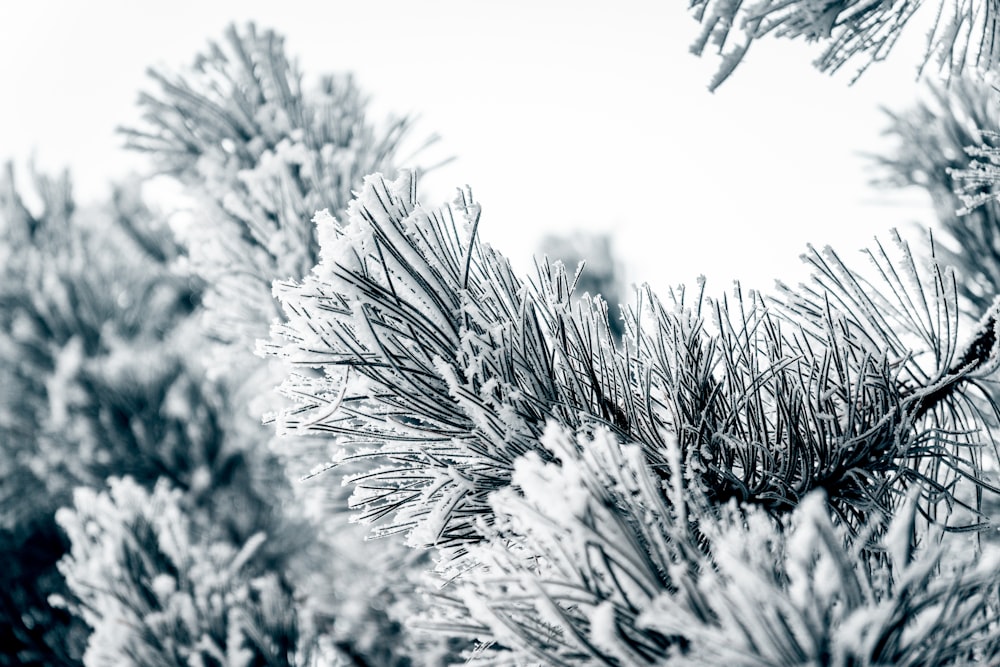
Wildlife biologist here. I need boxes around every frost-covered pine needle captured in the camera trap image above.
[268,171,1000,560]
[689,0,1000,90]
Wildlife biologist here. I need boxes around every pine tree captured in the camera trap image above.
[8,12,1000,667]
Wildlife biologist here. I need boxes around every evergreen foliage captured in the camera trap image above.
[642,490,1000,666]
[267,172,1000,547]
[689,0,1000,90]
[0,162,310,665]
[120,23,449,665]
[422,425,1000,665]
[877,75,1000,315]
[0,167,196,665]
[55,477,311,667]
[122,23,430,372]
[6,15,1000,667]
[265,172,640,552]
[266,171,1000,660]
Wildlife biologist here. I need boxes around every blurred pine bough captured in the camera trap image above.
[6,15,1000,667]
[119,22,456,665]
[0,23,447,667]
[121,22,443,376]
[0,166,303,664]
[875,75,1000,315]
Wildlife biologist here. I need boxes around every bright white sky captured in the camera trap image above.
[0,1,945,296]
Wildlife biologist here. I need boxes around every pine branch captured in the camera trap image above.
[268,172,1000,558]
[634,230,1000,532]
[767,233,1000,527]
[415,424,696,665]
[123,23,436,369]
[266,172,657,553]
[689,0,1000,91]
[419,423,1000,665]
[875,75,1000,314]
[641,490,1000,666]
[55,478,317,666]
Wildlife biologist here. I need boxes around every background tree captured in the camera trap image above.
[876,74,1000,315]
[122,22,436,378]
[55,477,314,667]
[0,166,309,664]
[122,23,453,664]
